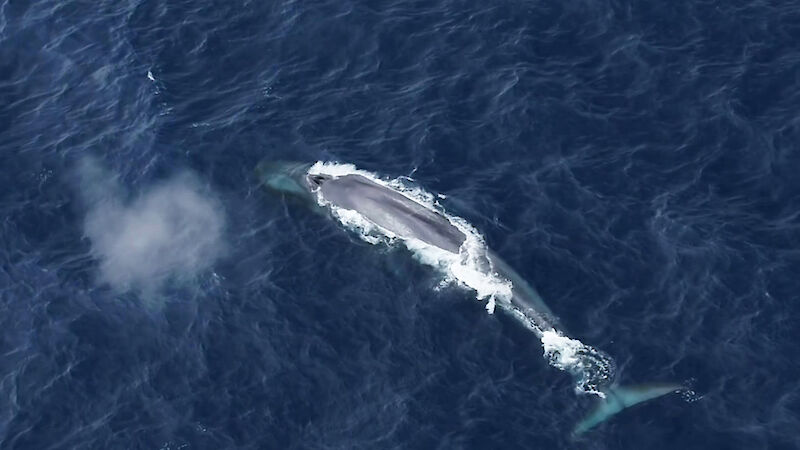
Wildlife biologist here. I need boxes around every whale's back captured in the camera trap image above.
[318,175,466,254]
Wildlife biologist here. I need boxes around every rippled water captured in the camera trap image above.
[1,1,799,449]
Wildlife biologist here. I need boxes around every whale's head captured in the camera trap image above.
[256,160,331,203]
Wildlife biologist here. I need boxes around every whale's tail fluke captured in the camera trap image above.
[574,383,683,435]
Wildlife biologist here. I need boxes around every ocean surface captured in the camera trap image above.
[1,1,799,449]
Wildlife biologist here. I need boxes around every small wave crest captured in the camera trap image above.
[308,161,613,396]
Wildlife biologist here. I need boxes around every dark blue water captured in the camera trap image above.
[2,1,799,448]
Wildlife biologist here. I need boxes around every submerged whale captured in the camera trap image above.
[258,160,682,434]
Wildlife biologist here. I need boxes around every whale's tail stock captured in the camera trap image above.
[573,383,684,435]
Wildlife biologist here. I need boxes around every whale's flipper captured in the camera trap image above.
[574,384,682,435]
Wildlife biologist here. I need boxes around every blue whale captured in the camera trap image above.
[258,160,683,434]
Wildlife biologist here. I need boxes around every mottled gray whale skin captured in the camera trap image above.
[316,174,467,254]
[258,161,682,434]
